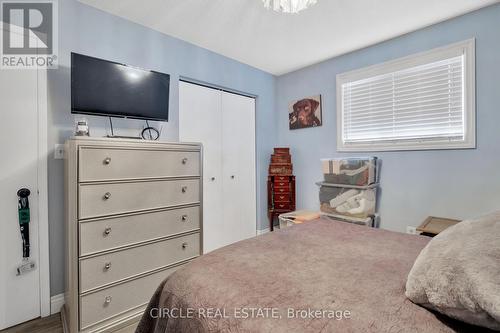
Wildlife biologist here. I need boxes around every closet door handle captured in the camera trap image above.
[103,192,111,200]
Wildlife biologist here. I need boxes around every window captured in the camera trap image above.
[336,39,475,152]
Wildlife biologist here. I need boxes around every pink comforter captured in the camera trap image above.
[137,218,486,332]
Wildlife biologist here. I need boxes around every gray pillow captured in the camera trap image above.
[405,211,500,330]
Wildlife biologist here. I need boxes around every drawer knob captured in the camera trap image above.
[103,157,111,165]
[181,186,187,193]
[210,177,215,181]
[103,192,111,200]
[104,296,112,305]
[104,262,112,270]
[182,242,188,249]
[182,157,188,164]
[103,227,112,236]
[181,215,188,222]
[231,175,235,179]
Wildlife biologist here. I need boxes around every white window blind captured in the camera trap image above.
[337,39,475,152]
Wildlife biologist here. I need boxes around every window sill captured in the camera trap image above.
[337,139,476,152]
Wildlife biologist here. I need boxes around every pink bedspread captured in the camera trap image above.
[137,218,487,332]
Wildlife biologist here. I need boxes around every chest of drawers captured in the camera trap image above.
[64,138,202,332]
[267,175,296,231]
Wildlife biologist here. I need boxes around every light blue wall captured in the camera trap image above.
[276,4,500,232]
[48,0,276,296]
[48,1,500,297]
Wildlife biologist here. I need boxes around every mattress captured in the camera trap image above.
[137,219,487,333]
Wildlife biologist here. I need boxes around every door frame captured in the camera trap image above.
[179,77,258,237]
[37,66,50,317]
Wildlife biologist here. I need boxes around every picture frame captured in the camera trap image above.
[288,94,322,130]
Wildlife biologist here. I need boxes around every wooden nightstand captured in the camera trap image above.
[417,216,461,237]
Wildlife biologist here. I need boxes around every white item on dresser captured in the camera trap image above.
[179,81,257,253]
[64,137,202,332]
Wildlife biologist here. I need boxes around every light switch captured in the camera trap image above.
[54,144,65,159]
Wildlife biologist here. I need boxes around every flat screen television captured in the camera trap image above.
[71,53,170,121]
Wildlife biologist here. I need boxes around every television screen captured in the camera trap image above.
[71,53,170,121]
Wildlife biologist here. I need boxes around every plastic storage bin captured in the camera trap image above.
[321,157,377,186]
[278,210,321,228]
[318,182,377,219]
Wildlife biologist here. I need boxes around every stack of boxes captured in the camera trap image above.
[269,148,293,175]
[267,148,296,231]
[317,157,379,226]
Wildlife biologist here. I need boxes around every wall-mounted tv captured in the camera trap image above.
[71,53,170,121]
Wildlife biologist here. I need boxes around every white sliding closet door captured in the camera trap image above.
[179,81,256,253]
[221,92,256,246]
[179,82,223,253]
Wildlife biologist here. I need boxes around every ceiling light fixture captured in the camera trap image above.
[262,0,318,14]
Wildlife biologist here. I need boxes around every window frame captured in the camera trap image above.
[336,39,476,152]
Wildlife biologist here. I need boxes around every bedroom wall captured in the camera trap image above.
[47,0,276,296]
[275,4,500,234]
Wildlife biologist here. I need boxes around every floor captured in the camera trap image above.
[0,314,62,333]
[0,314,137,333]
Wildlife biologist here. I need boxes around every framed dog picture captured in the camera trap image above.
[288,95,322,130]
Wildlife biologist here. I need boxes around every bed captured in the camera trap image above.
[136,218,490,332]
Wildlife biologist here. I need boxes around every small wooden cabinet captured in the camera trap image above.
[267,175,296,231]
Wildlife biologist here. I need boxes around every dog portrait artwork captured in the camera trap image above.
[289,95,322,130]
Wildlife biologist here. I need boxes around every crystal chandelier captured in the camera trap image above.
[262,0,318,14]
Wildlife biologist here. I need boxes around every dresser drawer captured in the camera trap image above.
[274,202,291,210]
[274,180,290,187]
[79,148,200,182]
[274,176,290,182]
[80,233,199,293]
[79,179,200,219]
[274,187,290,194]
[274,193,290,203]
[79,206,201,256]
[79,265,182,330]
[273,180,290,186]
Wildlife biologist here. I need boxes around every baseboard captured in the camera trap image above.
[257,228,270,235]
[50,293,65,315]
[61,304,69,333]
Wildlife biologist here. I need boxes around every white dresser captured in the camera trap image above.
[63,138,202,333]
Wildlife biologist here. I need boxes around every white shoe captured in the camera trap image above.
[329,189,358,208]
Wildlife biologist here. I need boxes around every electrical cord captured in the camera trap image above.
[141,120,160,140]
[109,117,114,136]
